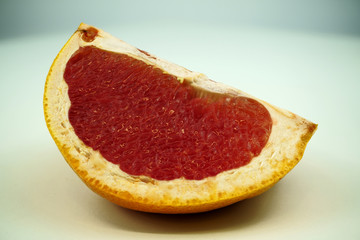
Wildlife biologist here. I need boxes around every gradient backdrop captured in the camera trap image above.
[1,1,359,240]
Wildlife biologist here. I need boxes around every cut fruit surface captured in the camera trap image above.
[64,46,273,181]
[44,23,317,213]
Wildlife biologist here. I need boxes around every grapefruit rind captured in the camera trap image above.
[44,23,317,213]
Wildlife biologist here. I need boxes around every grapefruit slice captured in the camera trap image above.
[44,23,317,214]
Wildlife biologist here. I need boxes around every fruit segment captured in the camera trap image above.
[64,46,272,180]
[44,23,317,213]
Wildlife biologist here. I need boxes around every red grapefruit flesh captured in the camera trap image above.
[64,46,272,181]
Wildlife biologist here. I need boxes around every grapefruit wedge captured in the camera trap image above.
[44,23,317,214]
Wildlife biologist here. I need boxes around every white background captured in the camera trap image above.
[1,0,360,239]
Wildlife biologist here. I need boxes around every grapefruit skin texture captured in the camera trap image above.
[44,23,317,214]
